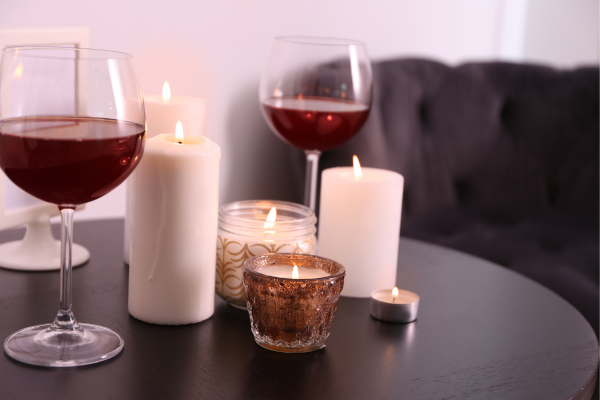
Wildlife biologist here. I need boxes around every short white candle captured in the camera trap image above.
[260,265,330,279]
[124,82,206,264]
[318,157,404,297]
[128,127,220,325]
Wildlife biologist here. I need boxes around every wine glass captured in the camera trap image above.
[0,46,145,367]
[259,36,372,210]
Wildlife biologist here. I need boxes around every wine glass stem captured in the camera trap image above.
[304,150,321,211]
[53,206,79,330]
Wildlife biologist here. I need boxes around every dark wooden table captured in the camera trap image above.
[0,219,597,399]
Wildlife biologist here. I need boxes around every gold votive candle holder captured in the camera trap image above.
[243,254,345,353]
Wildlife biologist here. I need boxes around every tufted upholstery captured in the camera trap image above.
[291,59,599,335]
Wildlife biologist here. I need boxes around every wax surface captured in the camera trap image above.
[260,265,330,279]
[129,134,220,325]
[372,290,419,304]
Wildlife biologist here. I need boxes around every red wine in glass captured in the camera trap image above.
[261,97,370,151]
[259,36,373,210]
[0,116,145,206]
[0,46,146,368]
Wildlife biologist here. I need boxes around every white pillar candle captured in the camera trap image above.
[260,265,330,279]
[124,82,206,264]
[317,163,404,297]
[145,82,206,138]
[128,131,220,325]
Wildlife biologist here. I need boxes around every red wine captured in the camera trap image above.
[0,116,144,206]
[262,97,370,151]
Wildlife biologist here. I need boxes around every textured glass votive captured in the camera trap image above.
[243,254,345,353]
[216,200,316,309]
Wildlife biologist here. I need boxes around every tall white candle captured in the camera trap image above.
[145,82,206,138]
[317,162,403,297]
[128,130,220,325]
[124,82,206,264]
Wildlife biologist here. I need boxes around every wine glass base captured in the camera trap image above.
[4,323,124,367]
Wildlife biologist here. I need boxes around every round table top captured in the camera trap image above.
[0,219,596,399]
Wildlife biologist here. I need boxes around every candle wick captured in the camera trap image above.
[393,298,396,303]
[178,141,182,145]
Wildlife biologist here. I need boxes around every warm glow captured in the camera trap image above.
[353,155,362,178]
[292,265,299,279]
[273,88,282,97]
[175,121,184,143]
[392,287,399,297]
[12,64,23,79]
[162,82,171,101]
[263,207,277,229]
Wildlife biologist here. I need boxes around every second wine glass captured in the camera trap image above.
[259,36,373,210]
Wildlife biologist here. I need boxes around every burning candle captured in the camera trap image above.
[216,200,317,309]
[243,254,345,353]
[260,264,330,279]
[124,82,206,264]
[128,122,220,325]
[370,287,420,323]
[144,82,206,137]
[318,156,404,297]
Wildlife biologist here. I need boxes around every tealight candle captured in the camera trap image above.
[128,123,220,325]
[243,254,345,353]
[216,200,317,309]
[370,287,420,323]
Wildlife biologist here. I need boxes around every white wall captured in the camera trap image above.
[523,0,599,67]
[0,0,597,221]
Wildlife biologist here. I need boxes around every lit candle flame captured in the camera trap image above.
[392,287,399,303]
[353,155,362,178]
[12,64,23,79]
[263,207,277,229]
[292,265,299,279]
[175,121,183,143]
[162,82,171,101]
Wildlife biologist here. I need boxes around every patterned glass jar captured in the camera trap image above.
[216,200,317,309]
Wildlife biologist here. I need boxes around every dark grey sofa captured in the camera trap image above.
[292,59,599,335]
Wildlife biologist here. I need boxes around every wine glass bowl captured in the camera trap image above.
[0,46,145,367]
[259,36,372,209]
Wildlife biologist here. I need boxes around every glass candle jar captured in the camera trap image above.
[243,254,345,353]
[216,200,317,309]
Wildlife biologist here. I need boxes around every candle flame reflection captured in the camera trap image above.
[292,265,299,279]
[162,82,171,101]
[12,64,23,79]
[263,207,277,229]
[353,155,362,178]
